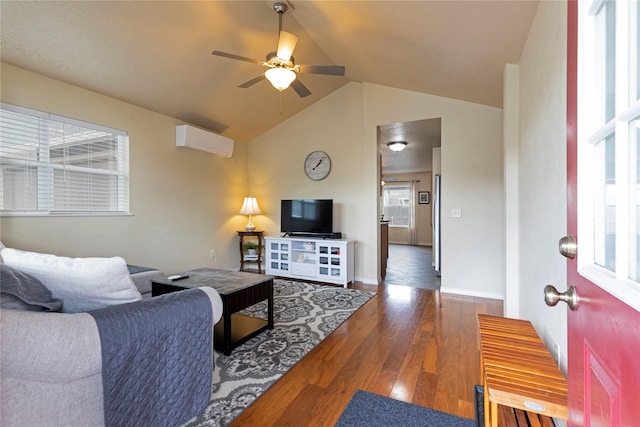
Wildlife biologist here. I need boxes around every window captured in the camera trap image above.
[382,184,410,227]
[0,103,129,215]
[578,0,640,294]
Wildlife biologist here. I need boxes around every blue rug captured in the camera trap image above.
[336,390,476,427]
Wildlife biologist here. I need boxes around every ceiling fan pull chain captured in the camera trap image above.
[279,91,283,116]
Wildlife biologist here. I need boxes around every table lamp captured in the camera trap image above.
[239,197,261,231]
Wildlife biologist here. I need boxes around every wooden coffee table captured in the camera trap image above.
[152,268,274,355]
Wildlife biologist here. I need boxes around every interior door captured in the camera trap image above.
[563,1,640,425]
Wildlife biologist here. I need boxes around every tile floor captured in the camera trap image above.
[382,244,441,290]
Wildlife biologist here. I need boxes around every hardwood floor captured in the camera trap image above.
[231,283,503,426]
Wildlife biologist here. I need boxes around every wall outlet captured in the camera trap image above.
[451,208,462,218]
[210,249,216,258]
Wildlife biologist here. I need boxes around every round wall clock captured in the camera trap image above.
[304,151,331,181]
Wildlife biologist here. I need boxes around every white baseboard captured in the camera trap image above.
[356,280,503,300]
[440,286,504,301]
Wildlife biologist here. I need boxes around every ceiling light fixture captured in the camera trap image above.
[265,67,297,91]
[387,141,408,152]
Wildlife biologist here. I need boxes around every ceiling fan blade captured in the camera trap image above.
[291,79,311,98]
[212,50,265,66]
[298,64,346,76]
[276,31,298,61]
[237,73,266,88]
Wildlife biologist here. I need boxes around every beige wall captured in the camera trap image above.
[250,81,505,295]
[515,1,568,371]
[248,82,367,275]
[363,83,505,296]
[0,63,249,273]
[2,64,506,296]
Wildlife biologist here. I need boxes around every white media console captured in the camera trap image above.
[265,236,355,287]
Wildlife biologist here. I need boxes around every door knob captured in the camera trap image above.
[559,235,577,259]
[544,285,579,310]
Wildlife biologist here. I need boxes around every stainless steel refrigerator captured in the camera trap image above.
[433,174,441,276]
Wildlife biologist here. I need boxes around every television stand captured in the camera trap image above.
[265,236,354,287]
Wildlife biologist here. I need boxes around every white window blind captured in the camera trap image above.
[0,103,129,215]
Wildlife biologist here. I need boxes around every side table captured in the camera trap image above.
[238,230,263,274]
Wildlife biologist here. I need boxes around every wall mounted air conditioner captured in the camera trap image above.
[175,124,234,157]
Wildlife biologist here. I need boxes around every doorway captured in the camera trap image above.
[378,117,442,286]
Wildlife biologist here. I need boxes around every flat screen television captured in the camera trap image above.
[281,199,333,236]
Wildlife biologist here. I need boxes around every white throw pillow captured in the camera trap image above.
[0,248,142,313]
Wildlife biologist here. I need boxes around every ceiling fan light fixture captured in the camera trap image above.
[265,67,296,91]
[388,141,408,152]
[211,0,344,98]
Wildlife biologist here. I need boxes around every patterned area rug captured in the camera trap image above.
[184,279,376,427]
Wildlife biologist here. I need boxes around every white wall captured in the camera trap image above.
[504,64,520,317]
[516,0,568,371]
[250,81,505,297]
[0,63,249,273]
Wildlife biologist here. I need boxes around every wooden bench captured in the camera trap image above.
[478,314,568,427]
[498,405,556,427]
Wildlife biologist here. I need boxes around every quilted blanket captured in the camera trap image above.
[89,288,213,427]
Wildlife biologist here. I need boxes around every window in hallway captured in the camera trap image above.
[382,184,409,227]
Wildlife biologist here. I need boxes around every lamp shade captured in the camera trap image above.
[265,67,296,91]
[239,197,261,215]
[239,197,261,231]
[387,141,408,152]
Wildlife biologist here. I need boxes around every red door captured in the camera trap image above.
[564,1,640,425]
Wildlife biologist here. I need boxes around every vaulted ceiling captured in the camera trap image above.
[0,1,538,145]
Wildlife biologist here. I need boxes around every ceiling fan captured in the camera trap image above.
[212,2,345,98]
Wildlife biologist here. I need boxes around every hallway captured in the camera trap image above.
[382,244,441,290]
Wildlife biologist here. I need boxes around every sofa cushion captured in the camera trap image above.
[127,264,163,297]
[0,248,142,313]
[0,264,63,312]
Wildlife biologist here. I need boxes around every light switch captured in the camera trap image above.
[451,208,462,218]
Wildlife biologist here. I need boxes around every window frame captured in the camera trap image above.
[577,0,640,306]
[382,183,411,228]
[0,102,130,216]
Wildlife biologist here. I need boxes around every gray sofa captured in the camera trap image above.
[127,264,165,298]
[0,260,223,427]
